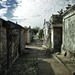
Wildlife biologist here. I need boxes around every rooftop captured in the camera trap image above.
[63,4,75,16]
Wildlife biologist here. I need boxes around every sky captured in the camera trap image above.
[0,0,75,28]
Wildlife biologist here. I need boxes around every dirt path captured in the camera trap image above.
[7,39,71,75]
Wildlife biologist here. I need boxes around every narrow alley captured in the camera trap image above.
[0,1,75,75]
[7,39,71,75]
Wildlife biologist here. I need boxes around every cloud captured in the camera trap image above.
[0,0,18,8]
[12,0,54,27]
[0,0,9,8]
[1,16,7,20]
[0,8,7,20]
[0,0,75,28]
[13,0,70,28]
[13,0,68,19]
[13,0,35,18]
[0,8,7,15]
[0,0,19,20]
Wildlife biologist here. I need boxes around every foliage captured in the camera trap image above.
[66,4,71,10]
[58,9,63,16]
[32,27,39,35]
[52,9,63,24]
[52,14,63,24]
[38,29,43,39]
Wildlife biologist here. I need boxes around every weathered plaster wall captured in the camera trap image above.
[43,22,50,49]
[62,10,75,53]
[20,29,25,53]
[50,26,54,49]
[0,19,26,74]
[0,20,7,74]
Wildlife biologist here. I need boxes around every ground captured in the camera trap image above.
[7,39,71,75]
[55,53,75,74]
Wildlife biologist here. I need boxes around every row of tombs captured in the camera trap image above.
[0,18,33,74]
[43,4,75,58]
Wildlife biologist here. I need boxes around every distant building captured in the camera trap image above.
[61,5,75,57]
[25,27,33,44]
[43,19,51,49]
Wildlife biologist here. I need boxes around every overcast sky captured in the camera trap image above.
[0,0,75,28]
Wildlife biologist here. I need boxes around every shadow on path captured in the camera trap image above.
[7,39,55,75]
[24,47,55,75]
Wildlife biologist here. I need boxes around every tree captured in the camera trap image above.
[57,9,63,24]
[32,27,39,35]
[38,29,43,40]
[66,4,71,10]
[58,9,63,16]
